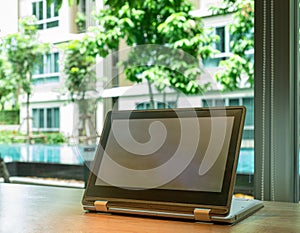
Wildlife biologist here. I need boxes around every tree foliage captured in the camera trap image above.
[60,34,99,142]
[211,0,254,90]
[2,16,49,98]
[88,0,216,107]
[2,16,49,137]
[61,37,96,101]
[46,0,254,93]
[0,52,16,110]
[59,0,217,109]
[53,0,217,108]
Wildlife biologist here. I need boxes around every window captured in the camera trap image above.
[32,0,59,30]
[136,101,177,110]
[201,94,254,195]
[254,0,299,202]
[201,96,254,142]
[33,52,60,84]
[215,26,226,52]
[32,107,60,131]
[298,0,300,201]
[203,26,231,68]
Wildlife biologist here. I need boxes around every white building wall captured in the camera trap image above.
[191,0,223,17]
[96,101,104,134]
[19,0,32,17]
[60,102,75,137]
[0,0,18,36]
[177,95,201,108]
[118,96,148,110]
[19,102,31,133]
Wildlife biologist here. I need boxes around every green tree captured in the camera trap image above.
[0,52,16,110]
[52,0,216,108]
[62,38,96,101]
[89,0,216,108]
[211,0,254,90]
[2,16,49,140]
[60,37,98,143]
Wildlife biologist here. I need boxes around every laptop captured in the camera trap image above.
[82,106,263,224]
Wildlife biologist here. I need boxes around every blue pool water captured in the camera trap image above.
[237,148,254,174]
[0,144,84,165]
[0,144,255,174]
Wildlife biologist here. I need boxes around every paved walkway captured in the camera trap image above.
[0,176,84,188]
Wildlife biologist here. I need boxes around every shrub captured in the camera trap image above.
[45,132,66,144]
[0,110,20,125]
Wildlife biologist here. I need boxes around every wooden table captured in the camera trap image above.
[0,183,299,233]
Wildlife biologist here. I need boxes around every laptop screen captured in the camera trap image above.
[83,107,245,207]
[95,116,234,193]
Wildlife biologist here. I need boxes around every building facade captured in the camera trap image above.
[0,0,254,147]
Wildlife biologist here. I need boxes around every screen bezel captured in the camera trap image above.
[83,107,245,207]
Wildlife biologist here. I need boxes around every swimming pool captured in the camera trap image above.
[0,144,255,174]
[0,144,84,165]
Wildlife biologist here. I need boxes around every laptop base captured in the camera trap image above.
[84,197,263,224]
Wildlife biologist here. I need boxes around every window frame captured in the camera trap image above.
[203,24,232,68]
[32,107,60,132]
[201,95,254,144]
[32,0,59,30]
[254,0,299,202]
[32,51,60,84]
[135,101,177,110]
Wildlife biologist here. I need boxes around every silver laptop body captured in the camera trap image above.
[82,107,263,224]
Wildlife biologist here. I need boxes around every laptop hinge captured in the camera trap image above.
[194,208,211,222]
[94,201,108,212]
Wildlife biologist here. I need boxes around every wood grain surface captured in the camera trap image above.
[0,183,299,233]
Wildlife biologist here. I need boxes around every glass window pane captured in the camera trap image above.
[46,54,52,73]
[243,97,254,126]
[46,21,59,28]
[215,99,225,106]
[46,76,59,83]
[157,102,166,109]
[39,109,44,128]
[54,108,60,128]
[136,103,144,109]
[38,1,43,20]
[54,52,59,72]
[229,98,239,106]
[243,129,254,140]
[32,2,37,16]
[46,3,52,18]
[32,1,60,30]
[202,99,213,107]
[54,0,59,17]
[168,101,177,108]
[47,108,52,128]
[216,27,225,52]
[294,0,300,200]
[38,24,44,30]
[203,57,226,68]
[5,0,257,191]
[32,55,44,74]
[32,109,38,128]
